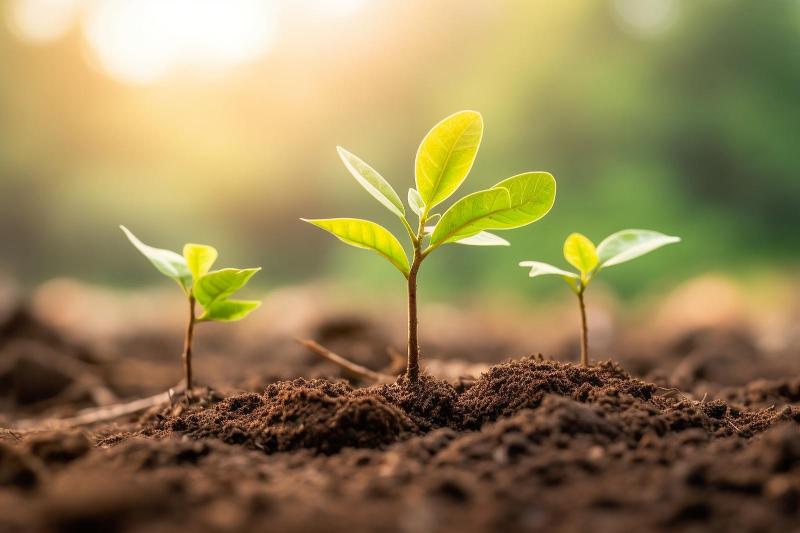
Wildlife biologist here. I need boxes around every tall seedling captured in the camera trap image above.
[121,226,261,391]
[304,111,556,381]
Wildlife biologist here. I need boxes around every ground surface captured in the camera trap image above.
[1,278,799,532]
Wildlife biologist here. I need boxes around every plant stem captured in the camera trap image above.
[182,295,196,390]
[577,288,589,367]
[406,251,421,382]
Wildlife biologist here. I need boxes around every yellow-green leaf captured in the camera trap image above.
[200,299,261,322]
[596,229,681,268]
[408,188,425,217]
[302,218,410,276]
[193,268,260,308]
[120,225,191,290]
[183,243,218,280]
[415,110,483,210]
[337,146,405,218]
[429,172,556,247]
[519,260,579,279]
[454,231,510,246]
[563,233,598,277]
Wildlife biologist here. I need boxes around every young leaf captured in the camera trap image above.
[193,268,261,308]
[597,229,681,268]
[120,225,192,290]
[337,146,405,218]
[415,110,483,210]
[455,231,510,246]
[408,188,425,217]
[183,243,218,280]
[302,218,410,276]
[200,299,261,322]
[563,233,598,277]
[519,261,580,279]
[429,172,556,247]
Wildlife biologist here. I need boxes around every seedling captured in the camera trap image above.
[303,110,556,381]
[519,229,680,366]
[120,226,261,391]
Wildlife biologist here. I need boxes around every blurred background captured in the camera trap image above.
[0,0,798,301]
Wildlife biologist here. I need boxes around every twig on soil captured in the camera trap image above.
[296,338,395,384]
[10,385,184,431]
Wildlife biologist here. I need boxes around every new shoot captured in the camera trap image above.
[121,226,261,391]
[520,229,680,367]
[304,110,556,381]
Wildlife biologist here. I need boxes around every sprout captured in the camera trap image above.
[520,229,680,366]
[304,111,556,381]
[120,226,261,391]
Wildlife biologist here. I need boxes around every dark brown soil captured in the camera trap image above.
[2,283,800,532]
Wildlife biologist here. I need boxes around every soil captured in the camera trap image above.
[1,281,800,532]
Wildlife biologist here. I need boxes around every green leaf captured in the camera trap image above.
[302,218,410,276]
[408,188,425,217]
[596,229,681,268]
[337,146,405,218]
[455,231,510,246]
[120,225,192,290]
[183,243,218,280]
[429,172,556,247]
[415,110,483,210]
[193,268,260,308]
[200,299,261,322]
[563,233,598,277]
[519,261,579,279]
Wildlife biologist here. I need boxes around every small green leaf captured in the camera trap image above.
[415,110,483,210]
[120,225,192,290]
[597,229,681,268]
[455,231,510,246]
[200,299,261,322]
[429,172,556,247]
[563,233,598,277]
[519,261,579,279]
[183,243,218,280]
[408,188,425,217]
[337,146,405,218]
[193,268,260,308]
[302,218,410,276]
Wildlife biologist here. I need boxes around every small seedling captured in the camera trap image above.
[303,110,556,381]
[120,226,261,391]
[519,229,680,366]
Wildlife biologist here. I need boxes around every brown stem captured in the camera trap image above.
[295,338,394,383]
[11,385,185,430]
[406,256,421,382]
[577,289,589,367]
[183,296,196,390]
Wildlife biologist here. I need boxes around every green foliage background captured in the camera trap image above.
[0,1,797,299]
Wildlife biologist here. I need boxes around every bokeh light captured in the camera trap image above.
[6,0,79,44]
[81,0,276,84]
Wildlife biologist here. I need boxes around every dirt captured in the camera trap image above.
[1,282,800,532]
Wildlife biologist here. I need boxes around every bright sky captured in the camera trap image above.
[5,0,675,85]
[5,0,368,84]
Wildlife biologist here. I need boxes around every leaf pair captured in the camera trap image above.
[520,229,681,291]
[304,111,556,274]
[121,226,260,321]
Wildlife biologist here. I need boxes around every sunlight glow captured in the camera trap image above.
[6,0,79,43]
[82,0,275,85]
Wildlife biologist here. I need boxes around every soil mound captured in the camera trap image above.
[150,378,416,454]
[373,373,461,431]
[458,357,655,429]
[150,358,797,456]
